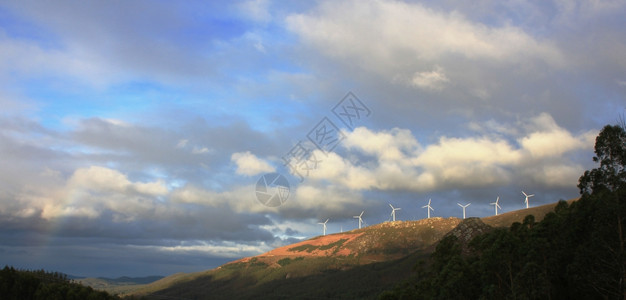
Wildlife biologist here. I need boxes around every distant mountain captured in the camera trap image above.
[77,275,164,295]
[129,200,576,300]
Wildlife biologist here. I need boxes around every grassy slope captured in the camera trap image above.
[136,251,430,299]
[482,198,578,227]
[132,200,575,299]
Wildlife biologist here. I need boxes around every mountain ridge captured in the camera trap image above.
[130,199,577,299]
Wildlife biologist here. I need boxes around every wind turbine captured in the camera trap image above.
[422,199,434,219]
[353,211,364,229]
[457,203,470,219]
[389,204,401,222]
[522,191,534,209]
[318,219,329,236]
[490,196,501,216]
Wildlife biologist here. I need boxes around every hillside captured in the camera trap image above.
[130,200,570,299]
[482,198,578,227]
[130,217,461,299]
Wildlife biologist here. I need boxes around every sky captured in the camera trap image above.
[0,0,625,278]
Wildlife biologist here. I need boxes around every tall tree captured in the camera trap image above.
[578,125,626,194]
[577,124,626,299]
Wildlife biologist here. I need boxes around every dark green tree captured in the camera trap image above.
[576,124,626,299]
[578,125,626,195]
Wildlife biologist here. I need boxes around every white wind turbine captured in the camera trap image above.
[354,211,364,229]
[457,203,471,219]
[490,196,501,216]
[522,191,534,209]
[318,219,329,236]
[422,199,434,219]
[389,204,401,222]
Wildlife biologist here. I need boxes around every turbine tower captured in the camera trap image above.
[318,219,329,236]
[490,196,501,216]
[457,203,471,219]
[353,211,364,229]
[422,199,434,219]
[522,191,534,209]
[389,204,401,222]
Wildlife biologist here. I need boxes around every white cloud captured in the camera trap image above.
[169,184,279,215]
[231,151,275,176]
[416,137,521,167]
[21,166,169,220]
[286,0,564,78]
[410,66,450,91]
[519,113,596,158]
[307,150,378,190]
[302,113,595,192]
[414,136,521,188]
[343,127,420,161]
[292,183,364,212]
[68,166,168,196]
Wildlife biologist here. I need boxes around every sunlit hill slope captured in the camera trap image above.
[130,199,575,299]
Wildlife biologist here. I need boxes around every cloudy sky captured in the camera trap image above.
[0,0,624,277]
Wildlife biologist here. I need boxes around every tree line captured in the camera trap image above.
[0,266,120,300]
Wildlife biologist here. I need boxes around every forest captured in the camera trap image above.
[0,266,120,300]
